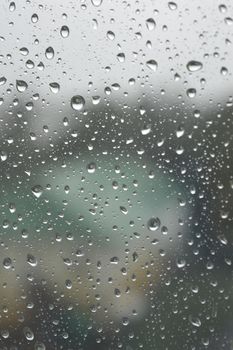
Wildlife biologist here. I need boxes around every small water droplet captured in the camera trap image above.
[65,279,72,289]
[16,80,28,93]
[31,185,43,198]
[141,125,151,135]
[60,25,69,38]
[186,88,196,98]
[71,95,85,111]
[219,4,227,13]
[225,17,233,25]
[176,126,184,138]
[107,31,115,40]
[186,60,203,72]
[0,77,7,86]
[225,258,232,266]
[1,330,9,339]
[49,82,60,93]
[0,150,7,161]
[26,60,35,69]
[9,2,16,12]
[31,13,39,23]
[176,257,186,268]
[217,234,228,245]
[45,46,54,60]
[114,288,121,297]
[34,342,46,350]
[27,254,38,267]
[189,315,201,327]
[220,66,228,75]
[120,206,128,214]
[147,217,161,231]
[122,317,129,326]
[206,261,214,270]
[146,59,158,72]
[168,2,177,10]
[9,203,16,213]
[110,256,119,264]
[146,18,156,31]
[3,257,12,270]
[117,53,125,63]
[220,210,229,219]
[91,0,103,7]
[132,252,138,262]
[23,327,34,341]
[20,47,29,56]
[87,162,96,173]
[92,95,101,105]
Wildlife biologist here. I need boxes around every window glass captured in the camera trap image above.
[0,1,233,349]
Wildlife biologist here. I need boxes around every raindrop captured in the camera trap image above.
[221,66,228,75]
[225,258,232,266]
[110,256,119,264]
[176,126,184,138]
[0,151,7,162]
[206,261,214,270]
[168,2,177,10]
[146,59,158,72]
[31,13,39,23]
[27,254,38,267]
[71,95,85,111]
[3,257,12,270]
[219,4,227,13]
[107,31,115,40]
[189,315,201,327]
[20,47,29,56]
[37,61,44,70]
[117,53,125,63]
[9,2,16,12]
[132,252,138,262]
[0,77,7,86]
[45,47,54,60]
[65,279,72,289]
[225,17,233,25]
[218,234,228,245]
[186,60,203,72]
[92,19,98,29]
[16,80,28,92]
[146,18,156,31]
[87,162,96,173]
[1,330,9,339]
[92,95,101,105]
[9,203,16,213]
[76,249,84,257]
[141,125,151,135]
[60,25,69,38]
[34,342,46,350]
[91,0,103,7]
[23,327,34,341]
[26,60,35,69]
[49,82,60,93]
[114,288,121,297]
[220,210,229,219]
[176,258,186,268]
[147,217,161,231]
[122,317,129,326]
[186,88,196,98]
[120,206,128,214]
[31,185,43,198]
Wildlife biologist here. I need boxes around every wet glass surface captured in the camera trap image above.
[0,0,233,349]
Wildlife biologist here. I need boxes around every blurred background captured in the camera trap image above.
[0,0,233,349]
